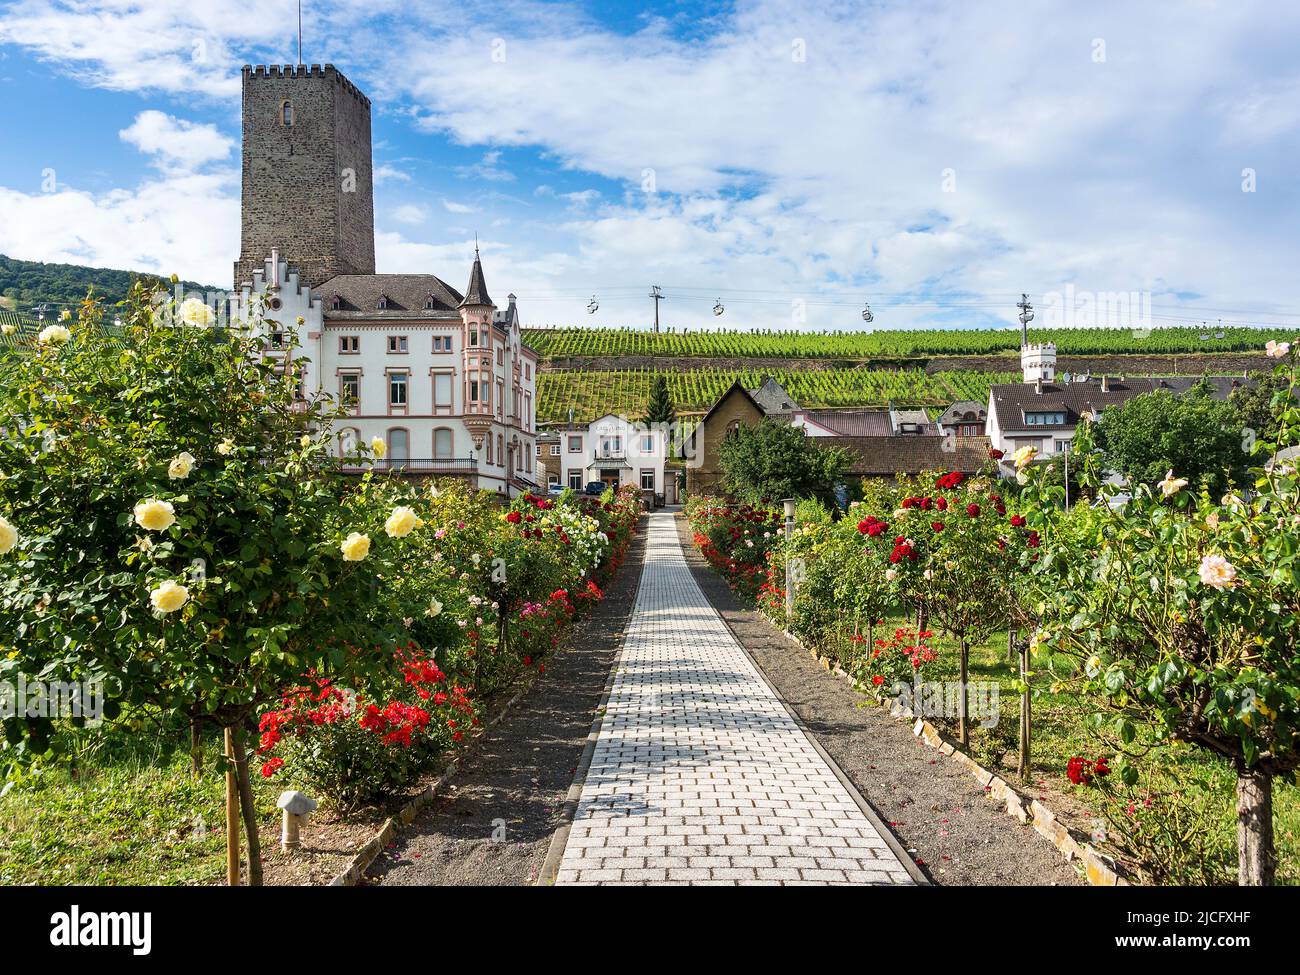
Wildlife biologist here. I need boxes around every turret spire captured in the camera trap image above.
[459,238,493,308]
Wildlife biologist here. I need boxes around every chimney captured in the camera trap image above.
[1100,375,1110,393]
[1034,377,1043,395]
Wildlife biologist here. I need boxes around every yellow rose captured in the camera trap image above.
[38,324,71,346]
[179,297,215,326]
[425,597,443,618]
[59,309,72,322]
[341,532,371,561]
[371,437,386,459]
[168,451,196,480]
[150,580,189,613]
[300,435,312,449]
[0,323,14,336]
[1013,445,1038,470]
[384,506,422,538]
[0,516,17,554]
[1158,470,1188,498]
[216,438,234,456]
[133,499,176,532]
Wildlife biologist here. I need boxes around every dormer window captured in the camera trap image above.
[1024,411,1066,426]
[423,294,436,310]
[330,294,342,311]
[376,294,389,310]
[280,101,294,126]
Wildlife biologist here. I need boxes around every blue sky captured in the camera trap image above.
[1,0,1299,332]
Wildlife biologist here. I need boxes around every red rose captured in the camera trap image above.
[931,521,945,532]
[506,510,522,524]
[966,503,980,518]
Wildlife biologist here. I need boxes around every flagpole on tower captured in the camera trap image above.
[297,1,303,66]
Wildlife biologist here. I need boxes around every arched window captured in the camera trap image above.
[725,419,742,439]
[486,435,493,464]
[497,434,504,463]
[424,294,436,310]
[281,101,294,126]
[387,428,410,465]
[338,427,359,458]
[433,428,454,459]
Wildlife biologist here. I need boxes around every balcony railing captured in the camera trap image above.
[343,457,479,475]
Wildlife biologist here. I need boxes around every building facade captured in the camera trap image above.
[231,63,538,496]
[985,344,1247,463]
[544,414,671,500]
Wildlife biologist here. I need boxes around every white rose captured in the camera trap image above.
[38,324,71,346]
[1198,553,1237,590]
[0,516,18,554]
[168,451,196,480]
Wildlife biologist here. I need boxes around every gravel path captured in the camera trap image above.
[674,515,1084,886]
[366,522,647,886]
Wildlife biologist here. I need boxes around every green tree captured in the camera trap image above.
[1230,372,1286,448]
[1093,389,1248,496]
[643,373,677,426]
[0,284,408,884]
[717,419,850,505]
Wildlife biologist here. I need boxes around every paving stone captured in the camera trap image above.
[555,512,912,886]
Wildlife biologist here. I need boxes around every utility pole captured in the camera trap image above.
[649,285,663,333]
[1017,293,1034,346]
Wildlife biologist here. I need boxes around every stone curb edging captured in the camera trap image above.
[781,630,1132,887]
[327,681,531,887]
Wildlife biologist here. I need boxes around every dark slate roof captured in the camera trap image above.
[493,294,518,329]
[748,377,800,415]
[937,400,987,426]
[990,375,1246,433]
[460,254,493,308]
[805,409,894,437]
[318,274,463,317]
[834,435,992,477]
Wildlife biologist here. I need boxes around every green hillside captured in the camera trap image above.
[523,323,1291,358]
[0,254,218,309]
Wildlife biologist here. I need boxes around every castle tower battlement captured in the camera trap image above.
[1021,342,1057,385]
[234,63,375,290]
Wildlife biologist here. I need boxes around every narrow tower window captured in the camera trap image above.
[281,101,294,125]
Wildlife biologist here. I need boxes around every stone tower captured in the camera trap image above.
[234,64,376,290]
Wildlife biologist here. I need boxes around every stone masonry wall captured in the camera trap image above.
[234,64,376,290]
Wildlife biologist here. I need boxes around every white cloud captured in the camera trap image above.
[0,173,237,287]
[3,0,1300,329]
[442,199,476,214]
[390,203,428,225]
[374,163,411,185]
[120,111,234,173]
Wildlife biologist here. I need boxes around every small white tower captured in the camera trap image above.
[1021,343,1057,385]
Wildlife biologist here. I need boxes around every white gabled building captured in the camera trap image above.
[544,413,672,501]
[232,248,540,497]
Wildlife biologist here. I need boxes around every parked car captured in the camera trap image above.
[584,480,608,496]
[547,482,564,496]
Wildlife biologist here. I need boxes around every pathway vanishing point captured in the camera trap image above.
[553,511,916,886]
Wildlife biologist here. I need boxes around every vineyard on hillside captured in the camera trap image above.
[535,367,1020,424]
[522,324,1294,358]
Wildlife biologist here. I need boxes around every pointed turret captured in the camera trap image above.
[459,243,493,308]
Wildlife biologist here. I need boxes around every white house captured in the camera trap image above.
[544,413,671,500]
[986,343,1247,463]
[232,248,540,497]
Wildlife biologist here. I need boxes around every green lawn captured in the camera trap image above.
[834,618,1298,884]
[0,728,280,886]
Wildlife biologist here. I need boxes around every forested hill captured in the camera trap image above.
[0,255,218,309]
